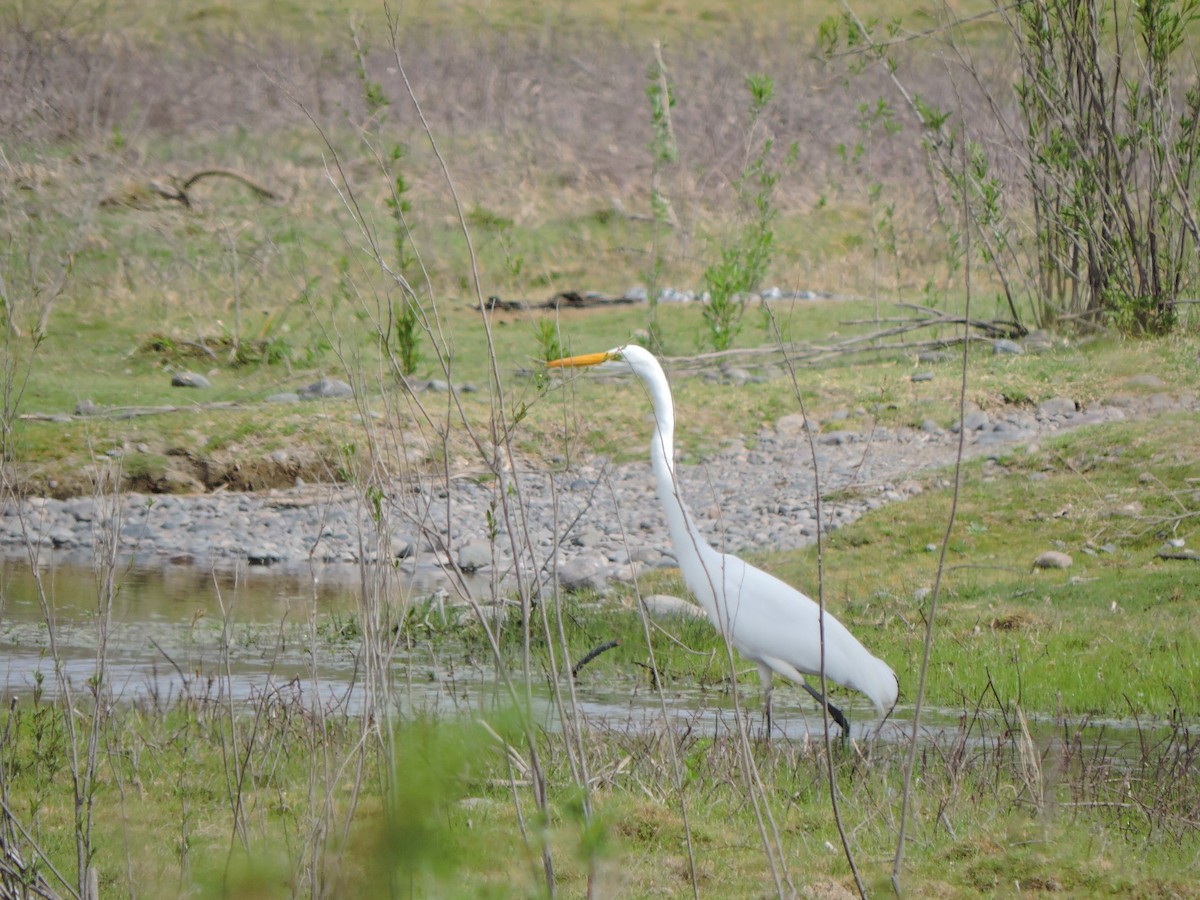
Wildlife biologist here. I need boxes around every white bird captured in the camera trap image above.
[548,345,898,733]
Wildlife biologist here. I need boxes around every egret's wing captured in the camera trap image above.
[704,553,873,689]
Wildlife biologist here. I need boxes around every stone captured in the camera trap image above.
[298,377,353,399]
[247,546,283,565]
[952,412,990,432]
[818,430,857,446]
[457,539,492,572]
[722,366,752,386]
[1037,397,1078,417]
[1033,550,1072,569]
[556,555,609,592]
[640,594,706,619]
[171,371,211,389]
[992,339,1024,355]
[572,528,606,548]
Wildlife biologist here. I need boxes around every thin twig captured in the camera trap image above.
[892,135,976,898]
[766,305,867,899]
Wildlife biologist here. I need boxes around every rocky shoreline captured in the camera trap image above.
[2,372,1191,596]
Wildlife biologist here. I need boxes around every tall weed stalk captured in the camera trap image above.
[644,40,679,353]
[303,11,628,893]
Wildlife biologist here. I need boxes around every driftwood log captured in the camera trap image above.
[484,291,640,312]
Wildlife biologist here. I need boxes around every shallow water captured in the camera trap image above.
[0,558,1187,754]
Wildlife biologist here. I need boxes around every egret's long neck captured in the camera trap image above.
[643,373,718,589]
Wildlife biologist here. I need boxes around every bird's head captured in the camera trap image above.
[546,344,657,378]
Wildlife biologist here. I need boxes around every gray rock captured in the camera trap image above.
[976,428,1023,445]
[1037,397,1078,417]
[457,539,492,572]
[630,544,663,565]
[641,594,706,619]
[911,371,934,383]
[247,546,283,566]
[49,528,76,548]
[572,528,606,548]
[992,339,1024,355]
[172,371,211,389]
[556,555,609,592]
[952,412,990,432]
[1033,550,1072,569]
[818,430,857,446]
[298,378,353,399]
[721,366,752,386]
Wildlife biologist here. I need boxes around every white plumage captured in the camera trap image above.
[550,345,898,728]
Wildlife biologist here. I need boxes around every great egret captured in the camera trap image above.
[548,345,898,732]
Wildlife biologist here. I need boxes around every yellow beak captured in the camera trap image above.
[546,351,611,369]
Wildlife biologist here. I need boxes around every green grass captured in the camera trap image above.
[2,692,1197,898]
[765,413,1200,720]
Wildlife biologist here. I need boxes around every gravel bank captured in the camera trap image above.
[3,383,1193,594]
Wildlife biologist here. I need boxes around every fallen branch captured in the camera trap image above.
[21,401,244,422]
[104,168,282,209]
[667,333,992,372]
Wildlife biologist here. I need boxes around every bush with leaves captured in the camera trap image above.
[822,0,1200,334]
[701,74,792,352]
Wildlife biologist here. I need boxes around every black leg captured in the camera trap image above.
[800,681,850,733]
[764,684,774,740]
